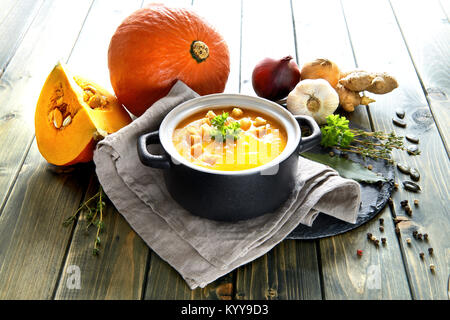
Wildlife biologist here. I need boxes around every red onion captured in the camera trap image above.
[252,56,301,101]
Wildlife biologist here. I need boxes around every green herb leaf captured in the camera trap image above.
[302,152,387,183]
[210,112,241,141]
[320,114,354,148]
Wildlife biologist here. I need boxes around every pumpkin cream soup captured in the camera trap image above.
[173,107,287,171]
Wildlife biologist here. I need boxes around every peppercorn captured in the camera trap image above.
[430,264,436,272]
[405,206,412,216]
[414,199,419,206]
[423,233,428,241]
[370,235,376,242]
[379,226,384,232]
[381,237,387,245]
[374,239,380,246]
[419,252,424,260]
[400,200,408,207]
[394,183,399,190]
[428,247,434,255]
[379,218,384,225]
[357,249,363,257]
[367,232,373,240]
[406,238,412,245]
[417,233,422,240]
[412,230,418,238]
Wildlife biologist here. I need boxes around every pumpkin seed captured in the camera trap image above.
[409,168,420,181]
[395,109,405,119]
[405,134,419,144]
[52,108,63,128]
[407,145,420,155]
[62,115,72,127]
[397,163,411,174]
[392,118,407,128]
[403,180,421,192]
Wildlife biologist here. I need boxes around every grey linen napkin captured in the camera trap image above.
[93,81,361,289]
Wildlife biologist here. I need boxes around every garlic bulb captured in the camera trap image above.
[287,79,339,124]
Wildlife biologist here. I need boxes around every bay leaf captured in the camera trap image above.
[301,152,387,183]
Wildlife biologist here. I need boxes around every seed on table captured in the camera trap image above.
[394,182,399,190]
[370,235,376,242]
[407,145,420,155]
[357,249,363,257]
[393,118,407,128]
[381,237,387,245]
[397,163,411,174]
[395,109,405,119]
[423,233,428,241]
[412,230,418,238]
[379,218,384,225]
[419,252,425,260]
[405,134,419,144]
[409,168,420,181]
[428,247,434,255]
[430,264,436,272]
[379,226,384,232]
[367,232,373,240]
[367,164,373,170]
[406,238,412,245]
[400,200,409,207]
[374,239,380,246]
[417,233,423,240]
[403,181,421,193]
[414,199,419,206]
[405,206,413,216]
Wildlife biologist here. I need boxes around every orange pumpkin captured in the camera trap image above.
[35,62,131,166]
[108,4,230,117]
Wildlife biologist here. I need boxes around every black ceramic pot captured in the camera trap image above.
[137,94,321,222]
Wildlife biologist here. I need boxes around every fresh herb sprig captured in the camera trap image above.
[63,186,106,256]
[210,112,241,141]
[320,114,406,163]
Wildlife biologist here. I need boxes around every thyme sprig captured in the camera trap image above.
[320,115,406,163]
[62,187,106,256]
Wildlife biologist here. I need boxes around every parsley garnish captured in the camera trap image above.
[320,114,354,148]
[210,112,242,141]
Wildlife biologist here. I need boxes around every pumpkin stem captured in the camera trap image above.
[190,40,209,63]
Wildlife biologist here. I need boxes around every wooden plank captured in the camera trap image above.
[234,0,322,300]
[0,0,44,74]
[342,0,450,299]
[235,241,322,300]
[53,0,149,300]
[390,0,450,154]
[0,0,93,212]
[143,0,241,299]
[292,0,411,300]
[0,0,17,25]
[0,143,90,299]
[145,254,234,300]
[0,0,93,299]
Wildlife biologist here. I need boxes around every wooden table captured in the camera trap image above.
[0,0,448,300]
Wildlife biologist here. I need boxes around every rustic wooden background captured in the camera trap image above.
[0,0,448,299]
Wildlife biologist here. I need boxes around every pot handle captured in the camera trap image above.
[295,115,322,153]
[137,131,171,169]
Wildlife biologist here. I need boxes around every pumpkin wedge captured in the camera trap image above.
[35,62,131,166]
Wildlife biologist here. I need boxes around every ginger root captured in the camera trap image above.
[339,71,398,94]
[336,83,375,112]
[335,69,398,111]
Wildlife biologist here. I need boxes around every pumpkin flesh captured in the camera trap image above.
[35,63,131,166]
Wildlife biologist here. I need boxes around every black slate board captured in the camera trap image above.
[286,146,395,240]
